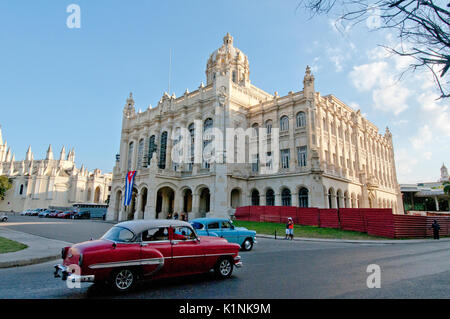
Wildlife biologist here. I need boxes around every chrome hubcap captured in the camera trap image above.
[244,240,252,250]
[115,270,133,290]
[219,260,232,276]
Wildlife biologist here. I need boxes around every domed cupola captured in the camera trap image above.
[206,33,250,86]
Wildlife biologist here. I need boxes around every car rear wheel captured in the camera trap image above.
[241,238,253,251]
[110,268,136,293]
[214,257,233,279]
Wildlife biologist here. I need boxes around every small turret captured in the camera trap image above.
[303,65,315,99]
[123,92,136,118]
[46,145,54,160]
[26,146,33,161]
[60,146,66,161]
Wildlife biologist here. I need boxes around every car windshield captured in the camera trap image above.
[191,222,204,230]
[102,226,136,243]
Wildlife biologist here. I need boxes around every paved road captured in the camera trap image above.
[0,216,449,299]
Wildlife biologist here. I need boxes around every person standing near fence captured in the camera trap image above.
[431,220,440,240]
[285,217,294,240]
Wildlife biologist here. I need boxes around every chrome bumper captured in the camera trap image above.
[53,264,95,283]
[234,256,243,268]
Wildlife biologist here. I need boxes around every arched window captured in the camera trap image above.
[281,188,292,206]
[265,120,273,135]
[328,188,334,208]
[159,132,168,169]
[137,139,144,169]
[188,123,195,171]
[252,123,259,137]
[296,112,306,128]
[266,189,275,206]
[280,116,289,132]
[298,188,308,207]
[127,141,134,171]
[147,135,156,165]
[172,128,181,171]
[251,189,260,206]
[203,118,213,169]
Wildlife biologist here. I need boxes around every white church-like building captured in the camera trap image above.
[0,127,112,212]
[107,33,404,222]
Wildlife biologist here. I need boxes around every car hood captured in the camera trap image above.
[71,239,114,253]
[198,235,228,244]
[235,227,256,235]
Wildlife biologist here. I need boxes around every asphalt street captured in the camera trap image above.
[0,216,449,299]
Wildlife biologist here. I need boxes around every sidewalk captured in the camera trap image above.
[256,233,450,244]
[0,227,72,268]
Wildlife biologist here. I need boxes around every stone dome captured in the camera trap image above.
[206,33,250,85]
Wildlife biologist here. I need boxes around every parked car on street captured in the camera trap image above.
[57,211,76,219]
[30,209,42,216]
[54,220,242,293]
[1,215,7,222]
[20,210,31,216]
[71,210,90,219]
[38,210,54,218]
[49,210,62,218]
[191,218,257,251]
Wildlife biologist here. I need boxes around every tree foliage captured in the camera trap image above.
[300,0,450,99]
[0,176,12,200]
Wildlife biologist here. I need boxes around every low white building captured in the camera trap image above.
[107,33,403,222]
[0,127,112,212]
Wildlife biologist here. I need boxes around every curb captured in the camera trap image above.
[0,254,61,269]
[0,228,72,269]
[255,234,449,245]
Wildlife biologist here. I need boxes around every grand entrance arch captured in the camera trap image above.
[182,188,193,214]
[138,187,148,219]
[94,186,101,204]
[127,187,138,220]
[199,187,210,217]
[156,187,175,219]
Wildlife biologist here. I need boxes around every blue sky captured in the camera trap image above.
[0,0,448,183]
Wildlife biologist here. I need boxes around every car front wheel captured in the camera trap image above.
[214,257,233,279]
[110,268,136,293]
[241,238,253,251]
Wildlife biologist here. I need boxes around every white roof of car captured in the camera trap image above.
[115,220,192,234]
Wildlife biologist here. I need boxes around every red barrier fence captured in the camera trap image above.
[234,206,450,239]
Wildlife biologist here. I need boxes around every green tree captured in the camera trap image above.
[0,176,12,200]
[444,181,450,196]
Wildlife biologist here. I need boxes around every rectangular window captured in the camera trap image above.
[281,149,290,169]
[297,146,307,167]
[266,152,273,170]
[252,154,259,173]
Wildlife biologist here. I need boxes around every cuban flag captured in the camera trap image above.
[124,171,137,207]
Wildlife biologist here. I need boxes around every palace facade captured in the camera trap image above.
[107,33,403,221]
[0,127,112,212]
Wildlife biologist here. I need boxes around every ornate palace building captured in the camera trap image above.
[107,33,403,221]
[0,127,112,212]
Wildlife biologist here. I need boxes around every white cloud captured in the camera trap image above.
[349,61,388,91]
[409,125,433,150]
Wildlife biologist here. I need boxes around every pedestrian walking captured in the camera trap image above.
[285,217,294,240]
[431,219,440,240]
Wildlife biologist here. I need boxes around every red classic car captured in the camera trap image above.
[54,220,242,292]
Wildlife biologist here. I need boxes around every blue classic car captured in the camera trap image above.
[190,218,257,251]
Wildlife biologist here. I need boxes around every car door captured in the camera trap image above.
[206,221,221,237]
[220,220,239,244]
[170,225,205,274]
[139,227,172,277]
